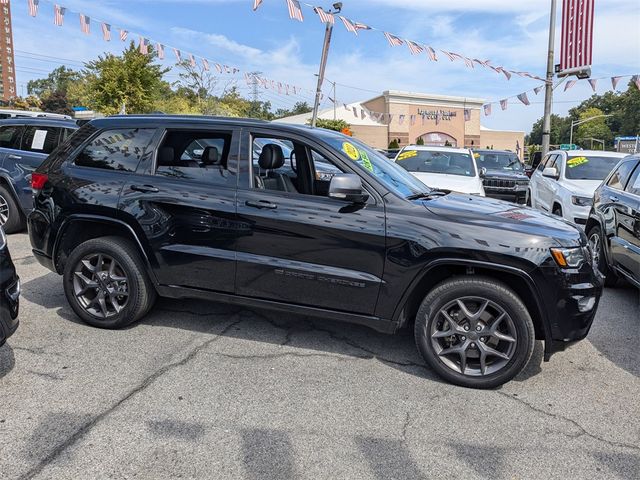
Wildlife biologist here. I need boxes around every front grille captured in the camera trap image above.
[484,179,516,189]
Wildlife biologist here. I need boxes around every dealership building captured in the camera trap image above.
[278,90,525,156]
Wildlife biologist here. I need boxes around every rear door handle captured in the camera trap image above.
[8,154,22,160]
[131,184,159,193]
[245,200,277,210]
[610,196,619,203]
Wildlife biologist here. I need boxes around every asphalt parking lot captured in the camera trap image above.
[1,232,638,480]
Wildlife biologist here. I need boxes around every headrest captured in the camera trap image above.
[258,144,285,170]
[202,146,220,165]
[158,146,174,166]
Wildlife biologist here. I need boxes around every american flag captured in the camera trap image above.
[517,93,530,105]
[463,57,475,69]
[215,63,223,73]
[383,32,404,47]
[189,54,196,67]
[173,48,181,62]
[406,41,424,56]
[120,29,128,41]
[534,85,544,95]
[54,5,65,26]
[463,109,471,122]
[563,80,577,91]
[101,23,111,41]
[500,99,508,110]
[497,67,512,80]
[426,46,438,61]
[202,58,210,71]
[611,76,622,90]
[286,0,304,22]
[253,0,263,11]
[139,37,148,55]
[560,0,594,71]
[28,0,39,17]
[588,79,598,91]
[80,14,90,35]
[441,50,456,62]
[483,104,492,116]
[398,115,405,125]
[314,7,334,24]
[353,22,371,32]
[352,106,358,117]
[157,44,165,60]
[339,16,357,34]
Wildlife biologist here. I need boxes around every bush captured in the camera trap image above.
[388,139,400,149]
[416,137,425,145]
[313,119,351,132]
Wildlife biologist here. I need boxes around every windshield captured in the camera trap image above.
[564,155,621,180]
[320,133,426,197]
[396,149,476,177]
[474,151,523,172]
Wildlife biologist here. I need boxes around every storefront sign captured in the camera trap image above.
[417,109,457,121]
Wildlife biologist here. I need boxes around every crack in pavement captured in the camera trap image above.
[17,317,245,480]
[13,346,64,358]
[401,411,412,442]
[496,391,640,452]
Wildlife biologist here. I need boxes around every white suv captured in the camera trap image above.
[528,150,627,226]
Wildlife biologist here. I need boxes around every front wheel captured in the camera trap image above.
[414,277,535,389]
[588,225,617,287]
[63,236,157,329]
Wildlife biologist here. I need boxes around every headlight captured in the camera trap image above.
[571,195,592,206]
[550,247,585,268]
[0,228,6,250]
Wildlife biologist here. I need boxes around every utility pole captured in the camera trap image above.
[311,3,342,128]
[542,0,557,156]
[332,80,337,120]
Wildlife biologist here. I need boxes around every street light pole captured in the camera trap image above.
[541,0,557,156]
[311,4,342,128]
[569,114,613,145]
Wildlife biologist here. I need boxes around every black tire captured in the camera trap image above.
[63,236,157,329]
[587,225,617,287]
[414,276,535,389]
[526,191,532,207]
[0,185,25,234]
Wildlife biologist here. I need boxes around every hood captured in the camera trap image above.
[560,179,602,197]
[411,172,484,195]
[420,193,584,247]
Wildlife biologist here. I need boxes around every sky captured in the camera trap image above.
[9,0,640,134]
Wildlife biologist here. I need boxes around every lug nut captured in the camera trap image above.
[480,337,486,343]
[460,336,466,341]
[476,326,482,331]
[470,343,476,348]
[464,326,470,331]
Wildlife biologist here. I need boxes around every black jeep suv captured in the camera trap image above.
[473,149,529,204]
[28,116,602,388]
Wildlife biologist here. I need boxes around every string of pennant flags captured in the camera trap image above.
[18,0,322,102]
[252,0,545,82]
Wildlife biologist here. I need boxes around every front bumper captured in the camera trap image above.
[485,190,527,204]
[533,255,603,358]
[0,251,20,346]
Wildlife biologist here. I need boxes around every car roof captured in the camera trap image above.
[400,145,471,154]
[472,149,515,154]
[0,118,78,128]
[549,149,627,158]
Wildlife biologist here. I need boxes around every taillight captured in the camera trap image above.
[31,173,48,190]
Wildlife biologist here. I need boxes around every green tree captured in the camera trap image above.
[312,119,350,132]
[274,101,313,119]
[575,107,612,149]
[27,66,82,97]
[617,79,640,136]
[78,42,170,115]
[41,90,74,116]
[527,114,572,146]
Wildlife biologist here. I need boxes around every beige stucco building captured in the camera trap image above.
[277,90,525,157]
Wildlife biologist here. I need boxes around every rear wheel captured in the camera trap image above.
[414,277,535,389]
[63,236,156,329]
[588,225,617,287]
[0,185,24,234]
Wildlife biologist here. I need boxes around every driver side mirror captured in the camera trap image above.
[479,167,487,178]
[542,167,559,180]
[329,174,369,204]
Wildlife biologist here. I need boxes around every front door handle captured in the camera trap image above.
[8,154,22,160]
[131,184,160,193]
[245,200,277,210]
[610,196,619,203]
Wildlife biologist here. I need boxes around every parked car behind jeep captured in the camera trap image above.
[29,116,603,388]
[0,118,78,233]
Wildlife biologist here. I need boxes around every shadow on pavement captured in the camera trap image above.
[20,270,551,386]
[587,282,639,378]
[0,343,15,380]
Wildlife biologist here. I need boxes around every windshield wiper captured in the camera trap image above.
[406,189,449,200]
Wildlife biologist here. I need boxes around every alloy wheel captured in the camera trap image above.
[589,232,601,268]
[73,253,129,318]
[0,194,8,226]
[430,297,517,376]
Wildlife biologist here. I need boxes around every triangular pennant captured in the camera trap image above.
[588,79,598,92]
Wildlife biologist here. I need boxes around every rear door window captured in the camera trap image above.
[21,126,61,154]
[0,125,22,149]
[606,160,637,191]
[75,128,155,172]
[625,163,640,196]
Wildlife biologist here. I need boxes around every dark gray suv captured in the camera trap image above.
[0,118,78,233]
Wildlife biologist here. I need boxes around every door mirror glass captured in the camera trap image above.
[542,167,559,179]
[329,174,369,203]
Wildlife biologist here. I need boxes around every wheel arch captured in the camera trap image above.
[53,214,158,285]
[394,259,551,347]
[0,173,21,202]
